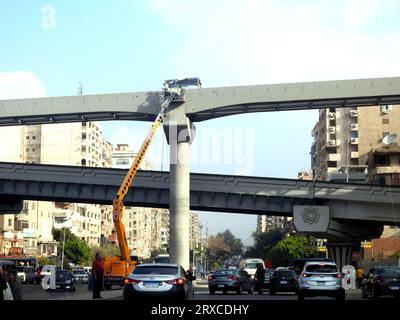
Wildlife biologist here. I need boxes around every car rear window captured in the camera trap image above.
[376,268,400,276]
[133,266,178,275]
[305,264,338,273]
[274,270,296,277]
[17,266,24,272]
[265,270,275,276]
[246,263,259,269]
[214,270,237,276]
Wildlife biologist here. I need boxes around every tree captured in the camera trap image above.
[245,229,284,258]
[207,229,243,268]
[266,235,319,267]
[90,244,120,262]
[52,228,91,267]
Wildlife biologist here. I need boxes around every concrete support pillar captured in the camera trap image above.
[164,104,195,270]
[326,243,355,271]
[169,140,190,269]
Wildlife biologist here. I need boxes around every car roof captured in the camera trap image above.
[135,263,179,268]
[304,261,337,266]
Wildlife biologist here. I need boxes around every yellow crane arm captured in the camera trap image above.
[112,95,173,261]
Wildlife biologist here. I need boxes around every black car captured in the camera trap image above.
[362,266,400,299]
[123,264,195,301]
[208,269,253,294]
[269,270,298,295]
[51,270,76,292]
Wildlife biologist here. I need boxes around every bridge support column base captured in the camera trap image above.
[326,243,356,271]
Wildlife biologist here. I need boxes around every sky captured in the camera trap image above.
[1,0,400,245]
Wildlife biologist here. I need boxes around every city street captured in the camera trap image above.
[20,280,372,301]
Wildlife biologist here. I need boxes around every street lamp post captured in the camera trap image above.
[61,227,66,270]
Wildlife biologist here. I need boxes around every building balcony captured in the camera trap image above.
[328,112,336,120]
[374,166,400,174]
[328,153,341,161]
[328,126,336,133]
[350,152,359,158]
[350,109,358,117]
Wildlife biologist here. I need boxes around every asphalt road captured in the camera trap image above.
[20,280,370,301]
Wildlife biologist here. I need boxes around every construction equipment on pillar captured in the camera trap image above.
[102,78,201,288]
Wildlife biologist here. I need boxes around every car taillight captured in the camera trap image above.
[124,278,141,285]
[302,273,312,277]
[165,278,185,285]
[336,274,342,278]
[208,275,214,281]
[228,276,237,281]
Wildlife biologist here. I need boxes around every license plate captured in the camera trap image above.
[280,281,287,284]
[389,286,400,290]
[317,282,325,285]
[218,284,225,288]
[143,281,160,288]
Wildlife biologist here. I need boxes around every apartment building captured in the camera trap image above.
[0,125,57,256]
[189,212,201,251]
[256,215,286,234]
[311,105,400,182]
[311,105,400,240]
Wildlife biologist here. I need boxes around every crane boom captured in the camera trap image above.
[112,92,174,261]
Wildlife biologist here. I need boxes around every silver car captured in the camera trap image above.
[298,261,345,300]
[123,263,196,301]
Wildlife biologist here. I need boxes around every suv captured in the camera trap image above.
[289,258,333,276]
[298,261,345,301]
[361,266,400,299]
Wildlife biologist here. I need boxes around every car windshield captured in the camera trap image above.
[376,268,400,276]
[265,270,275,276]
[56,271,71,278]
[73,270,86,274]
[305,264,338,273]
[246,263,259,269]
[133,266,178,275]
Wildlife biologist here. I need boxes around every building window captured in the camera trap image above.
[32,148,35,152]
[116,159,129,165]
[8,219,12,227]
[382,118,389,124]
[26,136,29,139]
[32,136,36,140]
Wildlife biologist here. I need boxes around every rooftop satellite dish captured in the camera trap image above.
[382,133,398,145]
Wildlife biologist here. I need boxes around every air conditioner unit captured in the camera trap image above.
[381,105,392,113]
[350,123,358,129]
[350,110,358,117]
[328,140,336,146]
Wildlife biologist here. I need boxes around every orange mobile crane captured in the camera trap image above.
[102,78,201,288]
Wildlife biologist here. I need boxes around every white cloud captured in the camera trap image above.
[0,71,46,99]
[145,0,400,86]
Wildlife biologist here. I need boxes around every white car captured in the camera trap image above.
[297,261,345,300]
[73,269,89,283]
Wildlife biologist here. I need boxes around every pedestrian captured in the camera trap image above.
[0,266,7,301]
[0,266,13,300]
[356,267,365,288]
[7,269,22,300]
[255,263,265,294]
[92,252,104,299]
